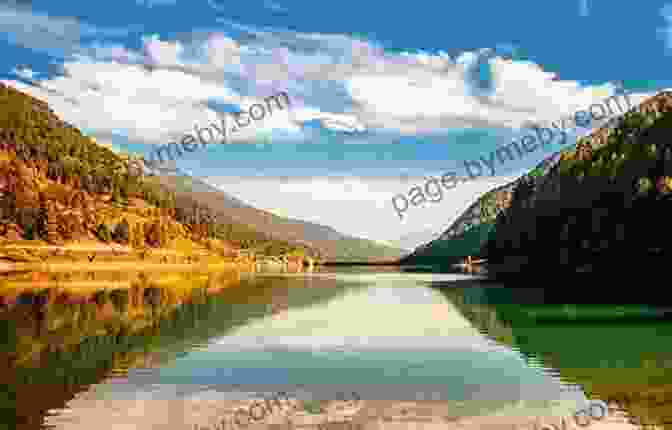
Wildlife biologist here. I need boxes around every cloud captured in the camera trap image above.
[11,65,36,80]
[142,34,185,66]
[3,19,658,243]
[206,174,517,244]
[579,0,589,16]
[2,63,230,144]
[136,0,177,7]
[263,0,288,12]
[660,4,672,53]
[0,4,136,58]
[2,17,645,150]
[3,28,375,147]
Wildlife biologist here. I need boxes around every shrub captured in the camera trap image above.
[647,144,657,159]
[559,158,576,176]
[636,177,653,196]
[112,220,130,244]
[655,176,672,195]
[302,400,323,414]
[23,223,34,240]
[96,223,112,242]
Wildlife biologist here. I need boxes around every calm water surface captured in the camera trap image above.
[1,268,671,429]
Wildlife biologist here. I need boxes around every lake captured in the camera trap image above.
[1,268,671,429]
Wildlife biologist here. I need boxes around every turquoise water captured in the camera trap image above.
[89,273,588,417]
[4,269,672,428]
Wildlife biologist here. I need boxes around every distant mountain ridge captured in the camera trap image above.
[135,158,407,263]
[0,83,404,264]
[393,229,441,251]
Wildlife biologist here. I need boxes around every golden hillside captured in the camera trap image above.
[0,82,308,263]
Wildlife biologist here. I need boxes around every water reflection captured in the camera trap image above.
[0,269,254,429]
[1,270,671,429]
[35,273,589,430]
[437,284,672,429]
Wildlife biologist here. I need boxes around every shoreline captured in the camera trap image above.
[41,390,640,430]
[0,240,318,274]
[0,260,251,273]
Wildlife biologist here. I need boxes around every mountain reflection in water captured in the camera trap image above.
[0,269,670,429]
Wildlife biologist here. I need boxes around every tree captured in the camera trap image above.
[111,183,123,205]
[24,223,34,240]
[118,174,129,200]
[45,204,60,244]
[112,220,130,244]
[159,224,168,247]
[131,223,145,248]
[145,222,161,247]
[636,177,653,196]
[207,221,216,238]
[36,206,49,240]
[96,223,112,242]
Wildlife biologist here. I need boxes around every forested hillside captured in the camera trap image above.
[485,91,672,278]
[0,83,310,260]
[404,90,672,277]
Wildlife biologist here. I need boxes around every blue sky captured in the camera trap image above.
[1,0,670,247]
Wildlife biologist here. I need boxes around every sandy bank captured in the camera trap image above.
[42,393,644,430]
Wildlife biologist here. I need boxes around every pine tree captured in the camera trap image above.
[128,222,136,248]
[24,223,34,240]
[46,203,60,244]
[36,205,49,240]
[119,174,129,200]
[132,223,145,248]
[111,183,122,205]
[112,220,130,244]
[159,224,168,247]
[145,222,160,247]
[96,223,112,242]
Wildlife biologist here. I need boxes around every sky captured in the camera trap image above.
[1,0,671,248]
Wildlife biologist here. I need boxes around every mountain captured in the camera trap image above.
[0,83,405,263]
[403,90,672,277]
[400,171,521,267]
[148,169,407,262]
[484,90,672,279]
[0,82,308,260]
[392,229,442,251]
